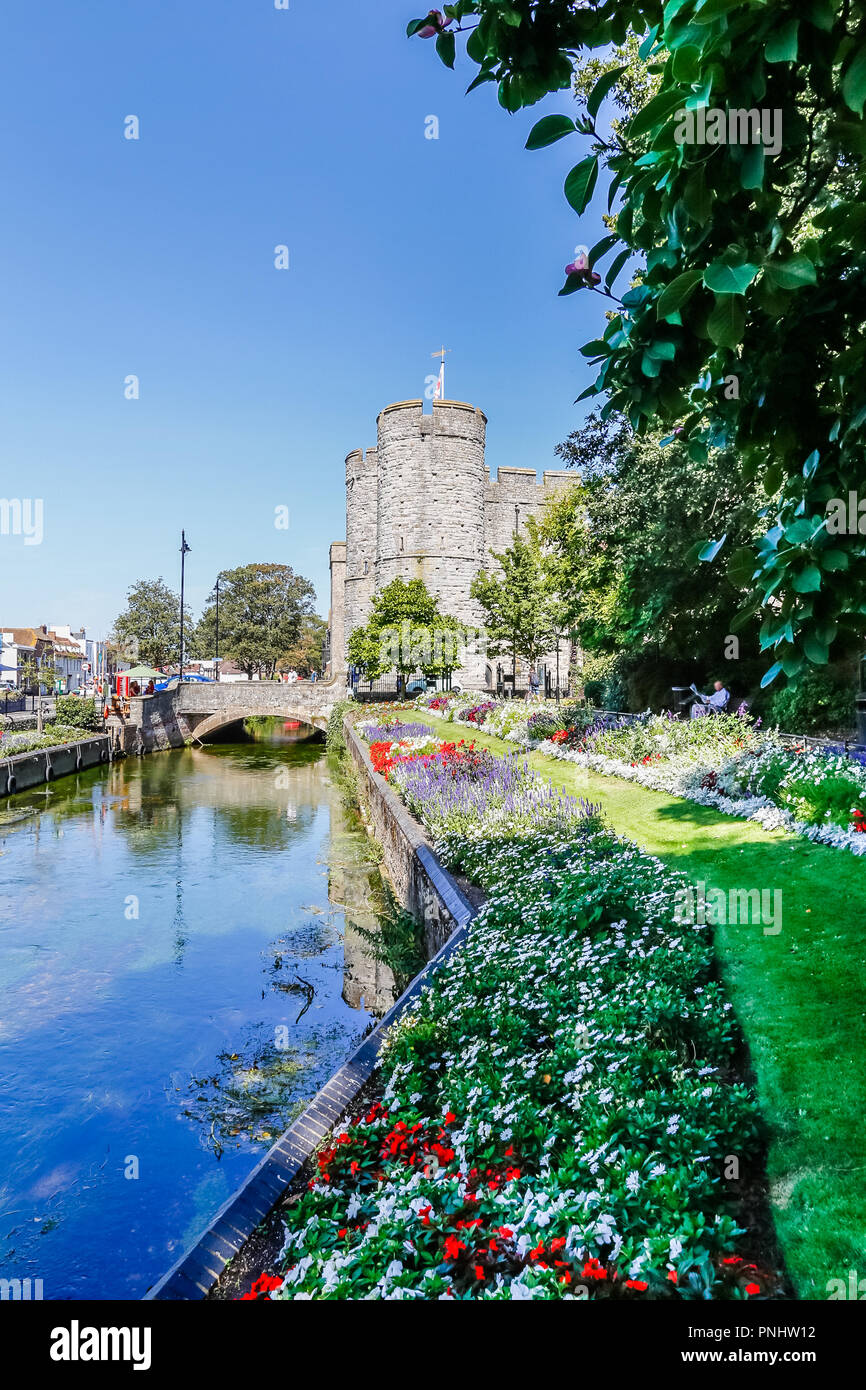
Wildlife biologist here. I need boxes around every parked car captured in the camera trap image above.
[154,674,213,691]
[406,677,463,697]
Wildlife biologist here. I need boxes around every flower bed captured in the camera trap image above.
[244,718,778,1300]
[418,696,866,858]
[536,715,866,858]
[0,723,95,757]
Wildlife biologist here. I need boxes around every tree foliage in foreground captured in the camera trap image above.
[408,1,866,684]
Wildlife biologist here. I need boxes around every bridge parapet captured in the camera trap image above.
[112,680,346,752]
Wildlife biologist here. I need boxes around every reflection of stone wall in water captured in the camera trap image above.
[327,828,398,1016]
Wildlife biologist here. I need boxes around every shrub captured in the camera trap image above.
[581,653,628,711]
[766,671,854,736]
[326,699,355,753]
[54,696,101,731]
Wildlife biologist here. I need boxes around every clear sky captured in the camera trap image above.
[0,0,610,637]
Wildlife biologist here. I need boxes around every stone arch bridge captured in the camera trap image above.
[108,678,346,753]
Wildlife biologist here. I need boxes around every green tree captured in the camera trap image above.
[544,411,761,657]
[348,577,463,680]
[18,655,62,732]
[112,577,190,669]
[471,524,560,682]
[197,563,315,680]
[278,613,328,677]
[408,2,866,683]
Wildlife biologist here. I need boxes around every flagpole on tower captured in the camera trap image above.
[431,345,451,401]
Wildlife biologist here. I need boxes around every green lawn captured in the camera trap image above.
[415,711,866,1299]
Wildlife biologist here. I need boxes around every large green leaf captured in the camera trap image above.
[703,260,761,295]
[525,114,576,150]
[706,294,745,348]
[588,233,620,264]
[739,143,764,191]
[627,88,686,140]
[436,32,456,69]
[587,65,627,120]
[760,661,784,688]
[802,632,830,664]
[694,0,745,21]
[792,565,822,593]
[699,534,727,562]
[605,247,631,290]
[564,156,599,215]
[671,44,701,82]
[656,268,704,319]
[765,20,799,63]
[842,45,866,116]
[764,255,817,290]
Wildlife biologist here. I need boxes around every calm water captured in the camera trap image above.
[0,722,397,1299]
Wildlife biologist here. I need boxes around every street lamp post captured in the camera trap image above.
[179,530,191,682]
[214,574,221,682]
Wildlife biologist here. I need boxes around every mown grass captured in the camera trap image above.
[410,710,866,1300]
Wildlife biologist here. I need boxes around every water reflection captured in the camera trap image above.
[0,718,400,1297]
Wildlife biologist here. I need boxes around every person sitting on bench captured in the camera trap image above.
[690,679,730,717]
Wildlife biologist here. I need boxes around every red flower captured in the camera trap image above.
[625,1279,648,1291]
[745,1282,760,1296]
[582,1259,607,1281]
[238,1271,283,1300]
[474,1264,485,1280]
[443,1234,466,1261]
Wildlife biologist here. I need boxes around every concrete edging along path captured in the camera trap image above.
[0,733,111,797]
[145,717,478,1300]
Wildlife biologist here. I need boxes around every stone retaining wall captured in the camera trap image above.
[343,717,469,958]
[0,734,111,797]
[146,714,477,1300]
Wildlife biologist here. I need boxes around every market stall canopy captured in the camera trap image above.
[121,664,163,682]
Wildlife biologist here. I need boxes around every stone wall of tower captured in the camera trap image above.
[374,400,488,621]
[344,447,378,649]
[483,466,574,562]
[337,398,577,690]
[477,467,577,687]
[327,541,347,676]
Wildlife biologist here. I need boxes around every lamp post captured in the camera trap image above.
[214,574,221,682]
[179,530,191,682]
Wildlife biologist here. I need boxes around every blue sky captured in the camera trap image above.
[0,0,610,636]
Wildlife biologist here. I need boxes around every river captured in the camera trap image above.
[0,720,399,1299]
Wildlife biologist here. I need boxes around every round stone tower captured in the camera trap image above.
[343,446,378,647]
[375,399,487,631]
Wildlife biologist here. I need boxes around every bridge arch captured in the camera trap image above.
[190,708,328,742]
